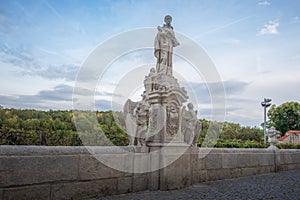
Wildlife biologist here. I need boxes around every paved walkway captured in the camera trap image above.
[99,170,300,200]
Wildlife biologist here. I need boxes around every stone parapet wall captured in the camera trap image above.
[1,146,299,199]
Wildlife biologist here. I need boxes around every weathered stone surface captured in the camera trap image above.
[0,145,134,156]
[123,153,135,176]
[277,164,287,171]
[242,168,258,177]
[276,152,284,165]
[133,174,148,192]
[205,153,222,169]
[257,166,274,174]
[3,184,50,200]
[290,153,300,163]
[222,153,237,169]
[134,152,159,190]
[286,163,300,171]
[51,179,117,200]
[161,154,192,190]
[276,150,300,166]
[181,155,192,187]
[117,177,132,194]
[133,153,150,173]
[283,153,293,164]
[0,145,86,156]
[236,153,259,168]
[230,168,242,178]
[190,153,202,184]
[0,155,78,187]
[257,153,274,166]
[198,169,207,183]
[249,153,260,167]
[79,155,123,180]
[149,170,159,190]
[206,169,241,181]
[149,152,160,171]
[240,167,259,177]
[1,146,300,200]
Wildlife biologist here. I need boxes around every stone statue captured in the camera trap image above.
[144,67,158,93]
[267,126,280,150]
[181,103,200,146]
[192,119,202,147]
[154,15,180,76]
[124,15,191,147]
[124,99,138,145]
[124,93,149,146]
[134,100,149,146]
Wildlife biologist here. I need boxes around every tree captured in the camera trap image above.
[267,101,300,135]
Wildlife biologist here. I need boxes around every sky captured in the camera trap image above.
[0,0,299,127]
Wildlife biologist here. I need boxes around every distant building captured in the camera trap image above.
[278,130,300,144]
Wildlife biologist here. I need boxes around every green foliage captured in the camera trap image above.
[216,140,241,148]
[213,140,268,148]
[267,102,300,135]
[0,107,298,149]
[197,119,266,148]
[0,108,129,146]
[0,130,39,145]
[276,143,300,149]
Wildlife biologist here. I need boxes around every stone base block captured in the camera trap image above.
[133,174,148,192]
[117,177,132,194]
[51,179,117,200]
[3,184,50,200]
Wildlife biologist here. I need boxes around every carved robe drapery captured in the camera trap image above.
[154,25,179,75]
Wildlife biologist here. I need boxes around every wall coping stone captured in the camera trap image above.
[1,146,299,156]
[0,145,135,156]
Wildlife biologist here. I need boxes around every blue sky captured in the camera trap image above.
[0,0,299,126]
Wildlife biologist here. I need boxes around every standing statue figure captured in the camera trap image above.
[181,103,201,146]
[144,67,158,93]
[134,100,149,146]
[123,99,138,146]
[154,15,180,76]
[123,93,149,146]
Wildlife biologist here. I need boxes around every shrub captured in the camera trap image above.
[276,143,300,149]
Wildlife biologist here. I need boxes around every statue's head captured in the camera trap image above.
[164,15,172,25]
[150,67,156,73]
[187,103,194,110]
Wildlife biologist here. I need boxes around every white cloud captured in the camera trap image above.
[257,21,279,35]
[0,44,80,81]
[258,1,271,6]
[291,16,299,24]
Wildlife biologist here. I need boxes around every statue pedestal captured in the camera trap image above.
[146,80,188,145]
[148,145,193,190]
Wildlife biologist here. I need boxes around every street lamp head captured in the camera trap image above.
[262,98,272,107]
[264,98,272,103]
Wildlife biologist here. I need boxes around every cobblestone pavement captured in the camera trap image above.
[98,170,300,200]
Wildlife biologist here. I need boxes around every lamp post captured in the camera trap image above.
[261,98,272,144]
